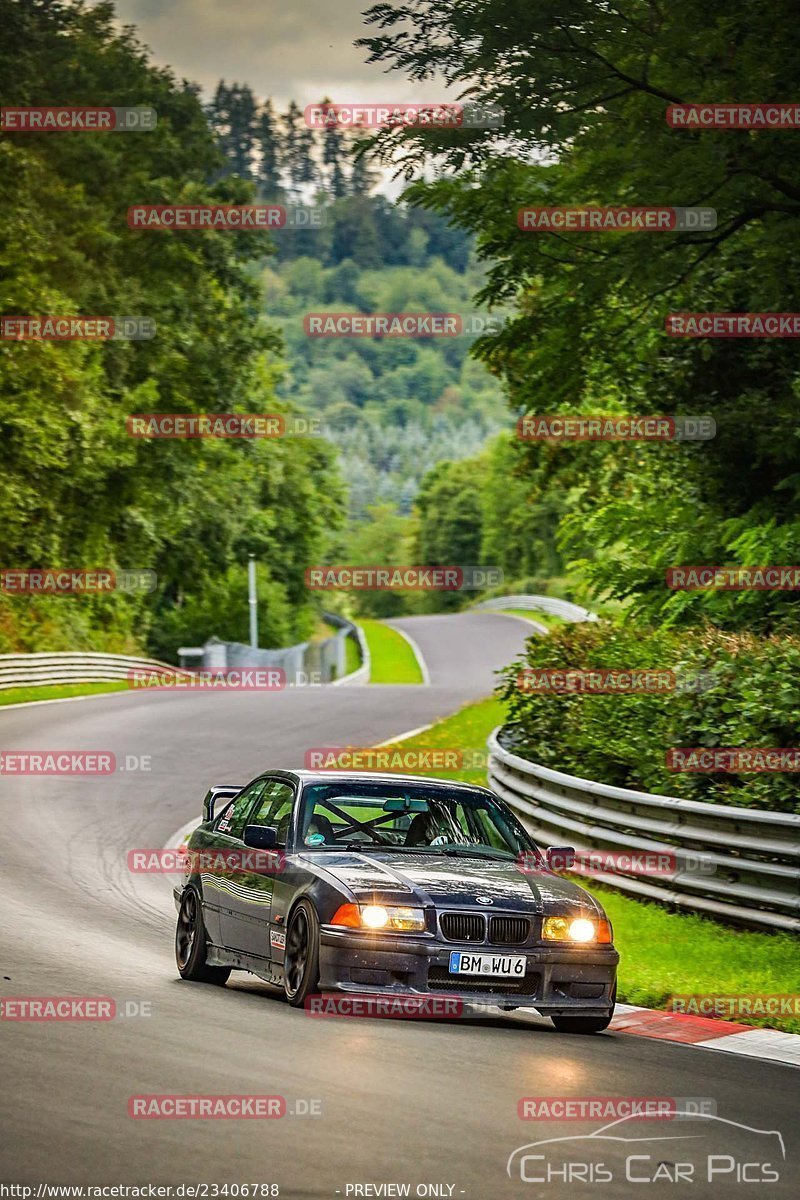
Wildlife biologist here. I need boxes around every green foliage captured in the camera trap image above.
[0,0,342,658]
[207,84,504,524]
[369,429,570,618]
[479,433,565,581]
[413,459,484,610]
[360,0,800,632]
[497,621,800,813]
[265,247,506,519]
[593,884,800,1033]
[334,504,414,618]
[147,563,310,660]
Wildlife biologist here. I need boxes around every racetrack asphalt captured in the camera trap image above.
[0,612,795,1196]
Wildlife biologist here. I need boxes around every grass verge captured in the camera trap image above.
[359,619,424,684]
[0,681,130,707]
[378,693,800,1033]
[344,632,362,677]
[586,882,800,1034]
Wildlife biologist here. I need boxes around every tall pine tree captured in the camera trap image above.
[256,98,282,197]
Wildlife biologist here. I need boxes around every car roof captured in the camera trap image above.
[262,769,493,794]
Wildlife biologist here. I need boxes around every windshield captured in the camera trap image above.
[297,780,540,859]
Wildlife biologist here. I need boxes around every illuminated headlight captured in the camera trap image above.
[361,904,391,929]
[542,916,612,943]
[332,903,426,932]
[568,918,597,943]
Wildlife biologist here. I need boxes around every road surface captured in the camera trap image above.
[0,613,795,1196]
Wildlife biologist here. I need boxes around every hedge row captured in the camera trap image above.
[496,621,800,814]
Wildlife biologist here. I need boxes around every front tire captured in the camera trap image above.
[283,900,320,1007]
[175,889,230,985]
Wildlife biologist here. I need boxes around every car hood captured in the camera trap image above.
[299,850,603,917]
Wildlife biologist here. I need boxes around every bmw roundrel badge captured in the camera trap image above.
[475,895,494,905]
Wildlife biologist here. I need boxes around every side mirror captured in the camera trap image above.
[546,845,576,871]
[243,824,279,850]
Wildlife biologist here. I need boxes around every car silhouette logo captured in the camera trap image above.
[475,896,494,905]
[507,1112,786,1179]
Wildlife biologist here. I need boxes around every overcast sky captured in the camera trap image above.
[101,0,436,108]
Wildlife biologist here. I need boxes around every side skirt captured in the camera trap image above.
[207,943,285,989]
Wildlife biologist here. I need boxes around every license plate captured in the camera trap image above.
[448,951,526,977]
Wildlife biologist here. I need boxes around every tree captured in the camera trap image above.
[480,434,564,583]
[330,197,382,267]
[360,0,800,631]
[228,83,257,179]
[255,99,282,197]
[350,139,379,196]
[282,101,317,195]
[337,504,414,616]
[207,81,232,175]
[323,122,349,199]
[208,81,256,178]
[414,459,485,610]
[0,0,343,655]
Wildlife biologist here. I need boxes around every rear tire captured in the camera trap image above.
[175,889,231,985]
[283,900,321,1008]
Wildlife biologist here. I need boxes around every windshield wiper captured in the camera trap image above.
[329,842,463,855]
[420,846,515,860]
[319,841,514,859]
[332,840,391,852]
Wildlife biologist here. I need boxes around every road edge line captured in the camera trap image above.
[0,688,143,714]
[384,622,431,685]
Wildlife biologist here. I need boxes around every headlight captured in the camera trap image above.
[331,902,426,932]
[360,904,388,929]
[542,916,612,943]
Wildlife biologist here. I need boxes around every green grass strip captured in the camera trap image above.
[359,619,424,684]
[343,632,362,677]
[0,681,130,707]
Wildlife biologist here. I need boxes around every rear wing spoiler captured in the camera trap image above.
[203,784,244,824]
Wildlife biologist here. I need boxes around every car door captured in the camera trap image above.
[204,778,268,951]
[218,778,295,958]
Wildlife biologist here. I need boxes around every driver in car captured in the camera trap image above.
[404,808,458,847]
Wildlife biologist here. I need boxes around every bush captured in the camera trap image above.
[147,565,313,661]
[496,621,800,813]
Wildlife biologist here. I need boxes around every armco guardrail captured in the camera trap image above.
[487,728,800,933]
[0,651,183,691]
[324,612,370,685]
[477,594,598,623]
[1,616,369,695]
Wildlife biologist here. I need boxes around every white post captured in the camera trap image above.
[248,554,258,649]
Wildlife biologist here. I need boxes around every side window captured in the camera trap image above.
[215,780,266,839]
[249,781,295,847]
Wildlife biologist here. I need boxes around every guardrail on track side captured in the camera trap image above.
[0,614,369,691]
[0,651,183,691]
[487,727,800,933]
[476,594,599,623]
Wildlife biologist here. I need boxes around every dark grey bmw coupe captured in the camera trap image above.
[174,770,618,1033]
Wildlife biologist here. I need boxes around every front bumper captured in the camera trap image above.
[319,927,618,1015]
